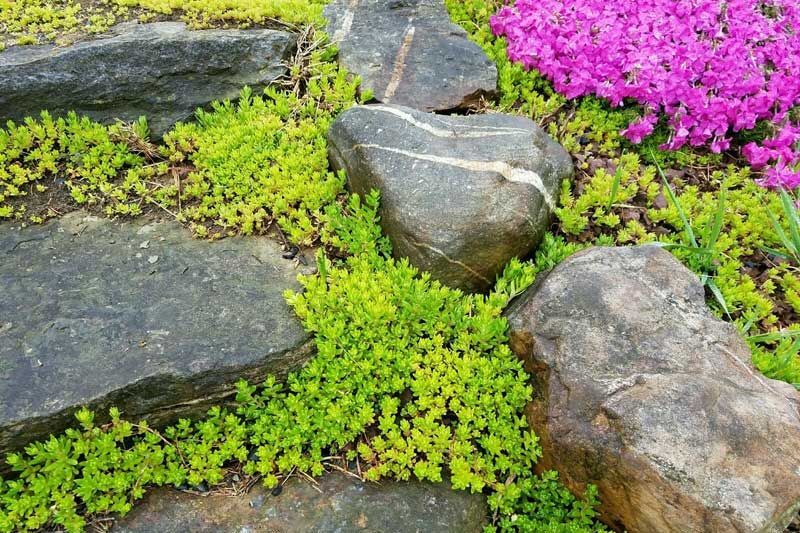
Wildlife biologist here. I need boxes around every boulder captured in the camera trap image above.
[0,22,296,137]
[328,103,572,292]
[113,473,487,532]
[324,0,497,112]
[0,212,313,458]
[506,245,800,533]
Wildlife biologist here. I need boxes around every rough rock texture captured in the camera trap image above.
[113,473,487,532]
[506,245,800,533]
[324,0,497,112]
[0,212,313,458]
[328,104,572,292]
[0,22,295,137]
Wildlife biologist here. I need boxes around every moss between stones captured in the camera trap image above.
[0,192,606,533]
[0,6,605,533]
[0,33,362,245]
[0,0,797,531]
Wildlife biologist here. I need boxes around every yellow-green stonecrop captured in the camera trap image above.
[0,0,327,49]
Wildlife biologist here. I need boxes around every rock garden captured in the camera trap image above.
[0,0,799,532]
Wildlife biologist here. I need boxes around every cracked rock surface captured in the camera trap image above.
[324,0,497,112]
[328,103,572,292]
[0,212,314,459]
[506,245,800,533]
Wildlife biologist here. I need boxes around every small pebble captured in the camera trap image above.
[271,485,283,497]
[148,255,159,264]
[139,240,150,249]
[282,246,300,260]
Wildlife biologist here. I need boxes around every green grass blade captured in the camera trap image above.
[656,242,714,254]
[778,188,800,255]
[706,279,731,318]
[759,245,793,260]
[766,207,793,254]
[705,186,726,251]
[652,151,697,248]
[747,329,800,343]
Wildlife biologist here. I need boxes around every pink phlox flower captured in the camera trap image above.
[491,0,800,188]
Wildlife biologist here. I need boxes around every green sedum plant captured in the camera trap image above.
[0,41,364,244]
[0,0,327,49]
[748,330,800,390]
[162,47,363,243]
[0,192,604,533]
[0,406,233,531]
[0,111,151,221]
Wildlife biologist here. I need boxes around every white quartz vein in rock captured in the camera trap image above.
[409,239,491,284]
[365,105,532,138]
[331,0,359,43]
[384,25,415,101]
[352,143,555,210]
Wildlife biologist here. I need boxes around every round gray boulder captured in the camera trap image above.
[328,104,573,292]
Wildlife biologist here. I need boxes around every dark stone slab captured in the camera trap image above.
[0,22,296,137]
[328,103,572,292]
[113,473,487,532]
[0,212,314,458]
[506,245,800,533]
[325,0,497,112]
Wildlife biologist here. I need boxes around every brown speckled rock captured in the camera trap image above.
[506,245,800,533]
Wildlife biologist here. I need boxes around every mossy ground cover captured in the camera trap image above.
[0,191,604,532]
[0,0,326,50]
[0,0,798,531]
[0,5,606,533]
[0,30,363,244]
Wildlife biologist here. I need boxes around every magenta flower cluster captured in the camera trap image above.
[491,0,800,188]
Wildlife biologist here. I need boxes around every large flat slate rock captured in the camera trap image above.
[325,0,497,112]
[506,246,800,532]
[0,22,296,137]
[113,472,487,532]
[0,212,313,457]
[328,104,572,292]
